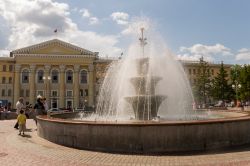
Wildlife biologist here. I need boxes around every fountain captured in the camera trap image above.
[124,28,166,120]
[37,27,250,154]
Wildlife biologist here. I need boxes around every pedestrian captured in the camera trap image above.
[14,97,24,129]
[33,96,46,125]
[3,105,8,119]
[17,110,26,136]
[43,97,49,112]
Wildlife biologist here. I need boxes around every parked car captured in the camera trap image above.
[214,100,225,107]
[74,107,85,112]
[48,108,63,113]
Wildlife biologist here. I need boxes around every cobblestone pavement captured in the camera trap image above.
[1,120,250,166]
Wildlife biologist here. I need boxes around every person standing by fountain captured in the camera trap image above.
[33,96,46,125]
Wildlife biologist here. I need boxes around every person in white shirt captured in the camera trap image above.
[43,97,49,112]
[14,98,24,129]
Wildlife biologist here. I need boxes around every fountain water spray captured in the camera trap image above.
[95,27,196,121]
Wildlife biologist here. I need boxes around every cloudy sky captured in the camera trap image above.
[0,0,249,64]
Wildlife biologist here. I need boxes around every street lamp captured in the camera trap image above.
[232,83,241,106]
[43,76,51,99]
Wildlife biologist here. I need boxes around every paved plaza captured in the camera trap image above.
[1,120,250,166]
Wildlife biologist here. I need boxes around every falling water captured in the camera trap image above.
[93,26,197,121]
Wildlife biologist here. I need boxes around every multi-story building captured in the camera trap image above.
[182,60,232,85]
[0,38,232,109]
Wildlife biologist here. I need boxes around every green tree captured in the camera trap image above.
[193,57,212,105]
[230,65,243,101]
[238,65,250,102]
[211,61,233,101]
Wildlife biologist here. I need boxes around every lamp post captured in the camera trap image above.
[43,76,51,99]
[232,83,241,106]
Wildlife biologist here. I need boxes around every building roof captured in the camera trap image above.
[12,39,98,57]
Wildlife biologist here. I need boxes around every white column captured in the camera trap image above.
[29,64,36,105]
[59,65,65,108]
[44,65,51,107]
[88,64,94,106]
[73,65,80,108]
[14,64,21,106]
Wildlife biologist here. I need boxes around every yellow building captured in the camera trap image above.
[0,39,232,109]
[1,39,99,109]
[0,57,15,107]
[182,60,232,85]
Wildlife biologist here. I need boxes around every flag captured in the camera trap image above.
[54,29,57,33]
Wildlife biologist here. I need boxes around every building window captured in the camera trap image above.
[9,65,13,72]
[80,89,84,97]
[85,89,88,96]
[193,69,196,75]
[37,90,44,97]
[189,69,191,75]
[1,89,5,96]
[37,70,44,83]
[3,65,6,71]
[9,77,12,84]
[20,89,24,97]
[22,69,29,83]
[66,70,73,84]
[51,90,58,97]
[80,70,88,84]
[66,90,73,97]
[8,89,11,96]
[26,89,30,97]
[2,77,6,84]
[51,70,59,83]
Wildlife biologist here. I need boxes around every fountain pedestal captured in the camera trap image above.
[125,58,166,120]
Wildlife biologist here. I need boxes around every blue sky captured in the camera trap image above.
[0,0,249,64]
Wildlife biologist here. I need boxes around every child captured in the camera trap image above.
[17,110,26,136]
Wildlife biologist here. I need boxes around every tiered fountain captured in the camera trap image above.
[125,28,166,120]
[37,27,250,154]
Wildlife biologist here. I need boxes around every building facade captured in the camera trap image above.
[0,39,232,109]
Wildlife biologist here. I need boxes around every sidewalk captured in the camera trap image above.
[1,120,250,166]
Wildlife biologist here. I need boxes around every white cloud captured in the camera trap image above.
[89,17,99,25]
[236,48,250,61]
[0,0,120,57]
[80,8,90,18]
[111,12,129,25]
[0,49,9,57]
[79,8,99,25]
[177,44,232,62]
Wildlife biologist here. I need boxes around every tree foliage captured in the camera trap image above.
[193,57,212,105]
[211,62,233,101]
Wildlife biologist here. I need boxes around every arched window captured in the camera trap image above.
[80,70,88,84]
[37,70,44,83]
[51,70,59,83]
[22,69,29,83]
[66,70,73,84]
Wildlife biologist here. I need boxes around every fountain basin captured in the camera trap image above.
[37,111,250,154]
[125,95,166,120]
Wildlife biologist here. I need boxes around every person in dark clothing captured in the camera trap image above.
[33,97,46,125]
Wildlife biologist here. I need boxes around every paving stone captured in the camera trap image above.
[1,119,250,165]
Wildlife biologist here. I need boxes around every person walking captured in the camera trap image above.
[17,110,26,136]
[14,97,24,129]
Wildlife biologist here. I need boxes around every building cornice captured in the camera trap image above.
[14,54,96,59]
